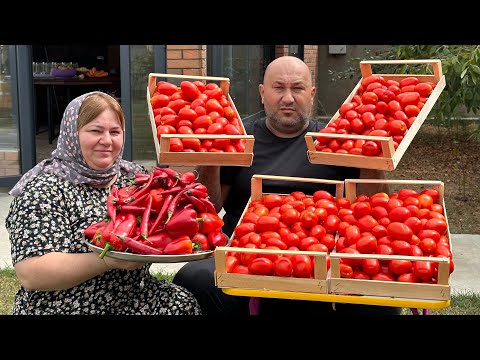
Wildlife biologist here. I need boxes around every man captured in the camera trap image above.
[173,56,401,316]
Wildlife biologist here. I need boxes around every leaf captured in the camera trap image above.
[461,68,468,79]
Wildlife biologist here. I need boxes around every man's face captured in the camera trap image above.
[259,64,316,136]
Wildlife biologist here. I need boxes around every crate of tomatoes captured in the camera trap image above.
[305,59,446,171]
[147,73,254,166]
[328,178,453,301]
[214,174,345,294]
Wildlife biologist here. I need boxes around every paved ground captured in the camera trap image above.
[1,189,479,294]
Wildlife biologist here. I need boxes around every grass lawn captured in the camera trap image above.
[1,268,479,315]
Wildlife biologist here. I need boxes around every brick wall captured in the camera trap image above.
[166,45,207,76]
[0,150,20,176]
[303,45,318,89]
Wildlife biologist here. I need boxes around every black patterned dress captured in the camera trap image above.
[6,173,201,315]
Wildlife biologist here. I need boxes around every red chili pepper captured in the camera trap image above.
[148,193,174,236]
[92,226,106,247]
[140,195,153,240]
[194,184,208,193]
[165,183,200,223]
[111,233,164,255]
[186,188,208,198]
[113,213,137,239]
[198,212,224,234]
[106,194,117,223]
[154,166,181,180]
[165,207,201,238]
[120,172,154,204]
[163,235,193,255]
[200,197,217,214]
[100,220,116,246]
[117,184,139,203]
[180,171,197,186]
[134,173,151,185]
[144,231,173,250]
[157,185,183,197]
[84,220,108,239]
[185,193,207,213]
[207,229,228,249]
[127,192,149,206]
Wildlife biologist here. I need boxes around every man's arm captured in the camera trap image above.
[356,168,391,196]
[196,166,231,213]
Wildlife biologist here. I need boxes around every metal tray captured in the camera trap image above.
[85,240,214,263]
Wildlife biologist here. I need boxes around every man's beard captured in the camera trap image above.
[266,109,311,135]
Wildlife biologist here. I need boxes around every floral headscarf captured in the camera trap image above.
[10,91,143,196]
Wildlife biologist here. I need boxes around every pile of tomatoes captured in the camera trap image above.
[335,187,453,283]
[226,190,343,278]
[150,80,247,153]
[315,75,436,156]
[226,186,454,284]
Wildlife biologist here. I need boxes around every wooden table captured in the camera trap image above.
[34,76,120,143]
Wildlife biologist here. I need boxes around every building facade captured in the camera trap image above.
[0,44,387,188]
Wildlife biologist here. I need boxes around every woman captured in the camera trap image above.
[6,91,201,315]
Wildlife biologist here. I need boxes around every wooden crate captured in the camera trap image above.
[214,174,345,294]
[329,178,452,301]
[215,246,329,294]
[305,59,446,171]
[147,73,254,166]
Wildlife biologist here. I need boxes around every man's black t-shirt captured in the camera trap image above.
[220,117,360,237]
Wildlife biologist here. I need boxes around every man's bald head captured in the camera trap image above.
[263,56,313,87]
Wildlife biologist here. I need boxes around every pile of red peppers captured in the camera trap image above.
[83,167,227,257]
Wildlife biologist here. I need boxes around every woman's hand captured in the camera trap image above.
[103,256,146,271]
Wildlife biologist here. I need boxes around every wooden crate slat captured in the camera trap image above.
[147,73,254,166]
[214,246,328,294]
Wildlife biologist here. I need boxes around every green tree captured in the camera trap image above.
[330,45,480,141]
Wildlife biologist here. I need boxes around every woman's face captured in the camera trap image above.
[78,108,124,170]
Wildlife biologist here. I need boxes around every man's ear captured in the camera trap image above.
[259,84,264,104]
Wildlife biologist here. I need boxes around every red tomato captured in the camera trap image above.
[362,258,380,276]
[372,272,395,281]
[239,243,258,266]
[420,188,440,203]
[255,216,280,232]
[264,237,288,251]
[180,81,201,101]
[232,265,249,274]
[225,255,240,273]
[339,247,362,267]
[424,218,448,235]
[193,80,206,93]
[356,235,378,254]
[324,214,341,234]
[362,141,379,156]
[387,222,413,241]
[389,259,412,275]
[344,225,361,246]
[273,257,293,277]
[340,263,353,278]
[320,233,336,251]
[292,254,313,278]
[412,261,434,280]
[181,138,202,152]
[390,240,412,255]
[356,215,379,233]
[397,273,419,283]
[248,257,273,276]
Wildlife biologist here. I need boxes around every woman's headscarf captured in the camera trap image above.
[9,91,144,196]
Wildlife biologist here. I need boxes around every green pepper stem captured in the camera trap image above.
[99,242,114,259]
